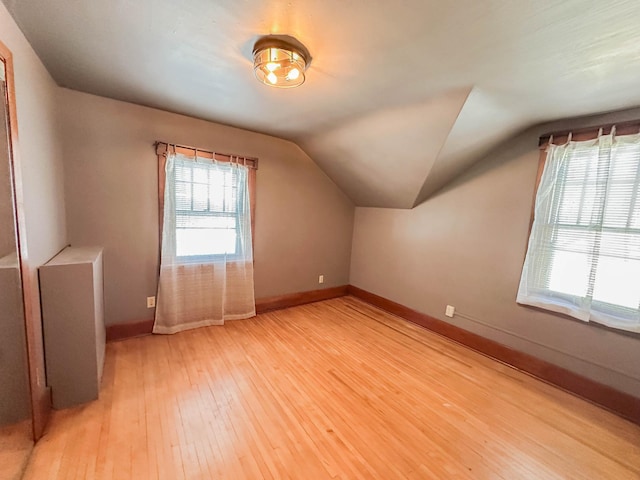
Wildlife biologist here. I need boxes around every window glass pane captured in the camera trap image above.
[547,250,590,298]
[592,255,640,309]
[611,146,638,177]
[172,157,241,258]
[175,163,191,182]
[176,214,235,229]
[209,170,226,211]
[192,183,209,211]
[555,148,601,226]
[578,184,598,225]
[592,229,640,309]
[593,257,640,309]
[631,206,640,229]
[550,227,595,256]
[602,185,633,228]
[175,181,191,210]
[557,183,583,224]
[597,230,640,259]
[192,164,209,184]
[176,228,237,256]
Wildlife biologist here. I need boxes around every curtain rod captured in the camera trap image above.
[154,141,259,168]
[539,118,640,147]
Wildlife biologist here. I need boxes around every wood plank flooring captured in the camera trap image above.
[23,297,640,479]
[0,419,32,480]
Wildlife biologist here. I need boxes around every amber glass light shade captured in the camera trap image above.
[253,37,309,88]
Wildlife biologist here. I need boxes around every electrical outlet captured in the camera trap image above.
[318,274,324,284]
[445,305,455,317]
[147,296,156,308]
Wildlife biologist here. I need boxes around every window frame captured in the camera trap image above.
[156,142,257,264]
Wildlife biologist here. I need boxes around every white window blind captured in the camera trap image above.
[517,131,640,333]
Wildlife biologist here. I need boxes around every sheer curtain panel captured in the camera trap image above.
[518,130,640,333]
[153,150,256,334]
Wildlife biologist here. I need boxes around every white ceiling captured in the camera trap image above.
[4,0,640,207]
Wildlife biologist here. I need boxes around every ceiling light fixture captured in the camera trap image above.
[253,36,311,88]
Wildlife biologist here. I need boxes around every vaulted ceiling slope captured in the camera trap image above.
[5,0,640,208]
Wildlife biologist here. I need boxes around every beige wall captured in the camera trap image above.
[351,118,640,398]
[0,82,16,258]
[0,2,67,409]
[0,3,67,267]
[0,59,29,426]
[0,261,29,424]
[57,88,354,326]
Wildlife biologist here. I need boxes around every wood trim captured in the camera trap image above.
[347,285,640,425]
[106,286,349,341]
[157,151,167,241]
[106,319,155,342]
[0,40,51,439]
[255,285,349,313]
[539,119,640,148]
[248,167,256,252]
[155,142,258,169]
[526,148,548,241]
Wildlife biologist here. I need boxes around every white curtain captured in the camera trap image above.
[153,152,255,334]
[518,131,640,333]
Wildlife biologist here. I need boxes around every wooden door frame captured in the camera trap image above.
[0,39,51,440]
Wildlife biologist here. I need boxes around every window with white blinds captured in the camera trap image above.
[173,156,248,258]
[517,131,640,333]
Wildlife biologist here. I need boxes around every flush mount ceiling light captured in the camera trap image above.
[253,36,311,88]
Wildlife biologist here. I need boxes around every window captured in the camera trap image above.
[156,143,257,265]
[154,143,258,334]
[518,130,640,333]
[174,158,246,258]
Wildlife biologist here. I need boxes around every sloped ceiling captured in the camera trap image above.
[4,0,640,207]
[300,87,470,208]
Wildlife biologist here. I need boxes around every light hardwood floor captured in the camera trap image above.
[0,420,32,480]
[23,297,640,479]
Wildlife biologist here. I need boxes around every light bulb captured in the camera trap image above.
[266,62,279,72]
[287,68,300,81]
[267,72,277,84]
